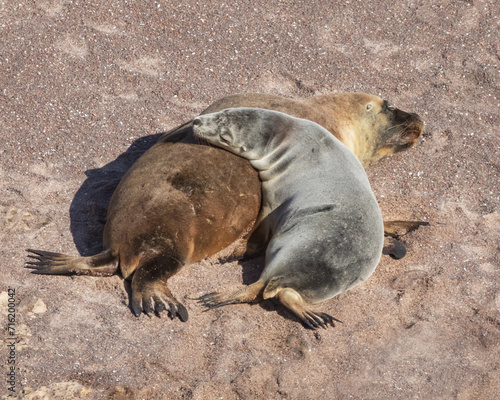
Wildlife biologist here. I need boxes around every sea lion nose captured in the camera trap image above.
[193,118,202,126]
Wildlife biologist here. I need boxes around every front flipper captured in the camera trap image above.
[274,288,342,330]
[197,281,265,309]
[382,237,407,259]
[25,249,118,276]
[384,220,429,238]
[130,257,188,322]
[381,220,429,260]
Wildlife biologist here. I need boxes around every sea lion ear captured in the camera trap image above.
[220,130,233,144]
[240,145,247,153]
[366,103,373,111]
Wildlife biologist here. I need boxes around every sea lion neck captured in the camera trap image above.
[303,94,362,159]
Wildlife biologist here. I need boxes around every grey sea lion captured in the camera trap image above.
[193,108,384,329]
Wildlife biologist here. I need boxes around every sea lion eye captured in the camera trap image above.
[387,104,395,111]
[366,104,373,111]
[219,135,230,145]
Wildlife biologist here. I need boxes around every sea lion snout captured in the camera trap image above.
[193,116,211,130]
[380,108,424,152]
[192,115,214,139]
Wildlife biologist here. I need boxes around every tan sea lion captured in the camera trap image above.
[26,92,424,320]
[162,92,423,167]
[193,108,384,329]
[162,92,425,257]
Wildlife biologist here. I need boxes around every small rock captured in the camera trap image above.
[32,298,47,314]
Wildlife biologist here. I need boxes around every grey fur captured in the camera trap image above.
[193,108,384,304]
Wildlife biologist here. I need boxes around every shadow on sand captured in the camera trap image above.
[69,133,162,256]
[67,131,300,324]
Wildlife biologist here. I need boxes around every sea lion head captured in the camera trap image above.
[193,108,291,160]
[330,93,424,166]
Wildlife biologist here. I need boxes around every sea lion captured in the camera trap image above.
[193,108,384,329]
[162,92,425,257]
[26,92,423,320]
[26,143,261,321]
[162,92,423,167]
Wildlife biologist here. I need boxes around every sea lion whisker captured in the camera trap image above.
[387,122,407,131]
[402,127,420,138]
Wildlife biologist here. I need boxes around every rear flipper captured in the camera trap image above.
[198,281,341,330]
[131,256,188,322]
[273,288,342,330]
[197,281,265,309]
[25,249,118,276]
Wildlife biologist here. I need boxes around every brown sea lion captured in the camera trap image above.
[162,92,423,167]
[193,108,384,328]
[26,143,261,321]
[26,92,424,320]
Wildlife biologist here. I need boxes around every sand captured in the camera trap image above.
[1,0,499,399]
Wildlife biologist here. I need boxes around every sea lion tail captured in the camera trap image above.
[25,248,119,276]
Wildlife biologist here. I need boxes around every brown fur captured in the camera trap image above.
[103,143,260,278]
[27,142,260,320]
